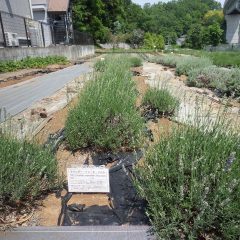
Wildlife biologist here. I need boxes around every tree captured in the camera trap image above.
[71,0,224,45]
[203,10,224,26]
[127,29,145,48]
[203,22,223,46]
[185,24,203,49]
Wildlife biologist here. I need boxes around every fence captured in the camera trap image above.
[0,11,94,49]
[73,30,94,46]
[204,43,240,52]
[0,10,52,48]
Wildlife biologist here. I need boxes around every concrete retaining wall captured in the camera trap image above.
[0,45,95,61]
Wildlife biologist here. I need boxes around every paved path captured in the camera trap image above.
[0,63,91,122]
[0,226,155,240]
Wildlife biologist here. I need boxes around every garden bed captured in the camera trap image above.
[1,55,239,239]
[150,54,240,101]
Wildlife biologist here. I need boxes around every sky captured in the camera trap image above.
[132,0,225,7]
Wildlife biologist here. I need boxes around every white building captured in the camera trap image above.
[224,0,240,44]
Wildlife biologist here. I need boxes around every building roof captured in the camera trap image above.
[48,0,69,12]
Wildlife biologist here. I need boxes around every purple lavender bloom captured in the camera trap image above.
[224,152,236,172]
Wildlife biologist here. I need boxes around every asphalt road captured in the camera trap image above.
[0,63,91,122]
[1,226,155,240]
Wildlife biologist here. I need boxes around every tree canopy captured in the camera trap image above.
[72,0,223,47]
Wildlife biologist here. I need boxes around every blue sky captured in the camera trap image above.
[132,0,225,6]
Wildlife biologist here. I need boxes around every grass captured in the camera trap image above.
[207,51,240,67]
[135,111,240,239]
[143,87,179,116]
[0,56,69,73]
[0,135,58,204]
[66,55,144,150]
[165,48,240,67]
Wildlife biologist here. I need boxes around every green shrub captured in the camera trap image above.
[66,56,144,150]
[0,136,58,203]
[0,56,68,73]
[135,117,240,239]
[176,56,213,76]
[144,32,165,50]
[143,87,179,115]
[129,56,143,67]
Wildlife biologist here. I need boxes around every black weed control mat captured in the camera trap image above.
[44,129,149,226]
[57,151,149,226]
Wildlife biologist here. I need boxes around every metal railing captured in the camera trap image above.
[0,10,52,48]
[0,11,94,48]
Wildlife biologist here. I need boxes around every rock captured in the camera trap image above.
[31,107,47,118]
[40,111,48,118]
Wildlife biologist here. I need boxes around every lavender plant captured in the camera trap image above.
[188,66,240,98]
[176,56,213,76]
[135,113,240,239]
[66,55,144,150]
[0,136,58,203]
[143,87,179,116]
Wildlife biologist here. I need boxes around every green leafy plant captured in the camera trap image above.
[144,32,165,50]
[135,112,240,239]
[66,55,144,150]
[0,56,68,73]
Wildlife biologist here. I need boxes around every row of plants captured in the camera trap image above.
[151,55,240,98]
[0,56,68,73]
[135,109,240,239]
[65,55,144,150]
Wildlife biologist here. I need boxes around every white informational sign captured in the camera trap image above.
[67,166,110,193]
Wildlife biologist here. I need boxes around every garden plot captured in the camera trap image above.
[143,61,240,130]
[1,55,239,239]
